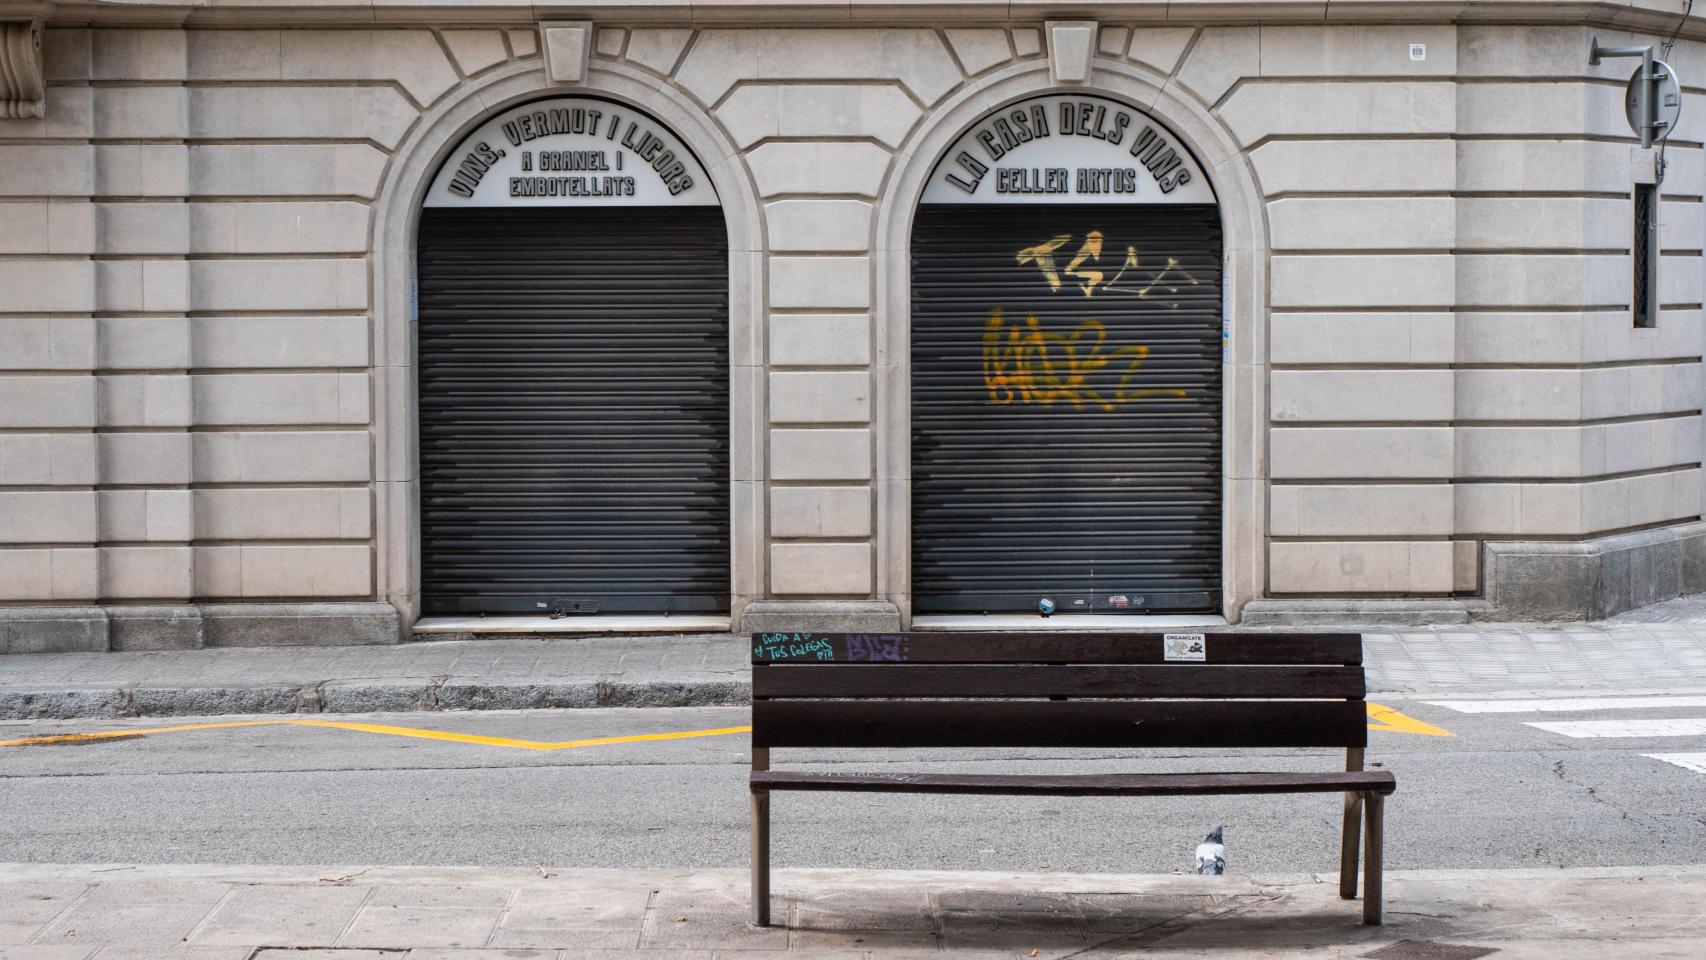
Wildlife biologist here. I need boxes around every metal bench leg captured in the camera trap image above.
[1340,746,1363,900]
[1362,792,1384,925]
[751,789,771,926]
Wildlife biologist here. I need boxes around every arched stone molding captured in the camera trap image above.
[371,58,766,633]
[871,57,1269,624]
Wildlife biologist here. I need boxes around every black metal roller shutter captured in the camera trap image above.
[911,204,1222,615]
[416,207,730,615]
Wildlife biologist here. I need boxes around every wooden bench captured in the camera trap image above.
[749,630,1396,926]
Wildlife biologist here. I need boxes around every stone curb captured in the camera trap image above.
[0,677,752,720]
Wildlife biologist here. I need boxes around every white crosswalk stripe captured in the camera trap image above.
[1645,753,1706,775]
[1425,696,1706,714]
[1525,718,1706,739]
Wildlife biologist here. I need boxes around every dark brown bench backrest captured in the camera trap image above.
[751,631,1366,751]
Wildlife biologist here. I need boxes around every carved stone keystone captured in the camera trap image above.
[1046,20,1098,85]
[540,21,594,85]
[0,20,45,119]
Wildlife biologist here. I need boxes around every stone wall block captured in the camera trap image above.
[188,144,389,199]
[42,28,91,80]
[1270,312,1453,365]
[1012,28,1042,59]
[1258,24,1458,76]
[765,199,873,252]
[770,542,872,595]
[768,370,871,423]
[719,84,919,150]
[0,434,98,486]
[232,544,373,598]
[0,548,97,601]
[1456,196,1621,250]
[93,86,188,140]
[185,87,417,150]
[944,28,1012,75]
[100,433,191,485]
[1271,255,1454,308]
[1456,254,1625,308]
[189,259,367,312]
[99,317,191,369]
[1457,140,1629,193]
[770,486,872,539]
[1268,197,1454,251]
[1269,541,1455,593]
[91,29,187,80]
[0,491,97,543]
[0,377,97,428]
[0,146,93,195]
[1271,484,1453,536]
[744,142,891,198]
[100,374,192,428]
[192,374,364,427]
[770,256,870,309]
[1586,415,1703,476]
[95,145,188,197]
[100,546,193,599]
[1270,427,1452,479]
[1173,26,1259,106]
[194,316,369,369]
[0,317,97,370]
[98,489,191,542]
[1660,196,1705,251]
[189,431,368,484]
[771,428,872,480]
[187,31,283,80]
[1455,369,1582,422]
[97,202,190,255]
[769,314,871,366]
[0,261,94,313]
[1271,370,1454,422]
[441,30,510,76]
[195,488,372,541]
[279,31,457,107]
[188,201,371,256]
[1457,426,1583,478]
[1251,140,1456,194]
[1458,81,1623,138]
[676,30,959,106]
[624,28,692,75]
[0,200,93,255]
[1221,81,1455,145]
[1125,27,1195,75]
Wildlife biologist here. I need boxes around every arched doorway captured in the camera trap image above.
[415,97,730,617]
[909,93,1223,617]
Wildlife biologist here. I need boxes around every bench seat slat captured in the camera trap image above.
[751,770,1397,797]
[751,632,1361,666]
[754,664,1365,699]
[753,700,1368,749]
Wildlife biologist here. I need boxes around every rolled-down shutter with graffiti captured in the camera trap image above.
[910,204,1223,615]
[416,207,730,615]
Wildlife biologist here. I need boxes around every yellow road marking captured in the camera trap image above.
[0,719,288,746]
[1367,702,1454,737]
[0,718,751,751]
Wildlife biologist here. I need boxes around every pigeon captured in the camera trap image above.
[1195,825,1226,875]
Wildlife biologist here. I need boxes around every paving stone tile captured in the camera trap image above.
[188,885,370,946]
[340,906,501,950]
[0,948,98,960]
[30,903,212,946]
[366,886,515,909]
[89,949,252,959]
[0,883,88,945]
[404,951,558,959]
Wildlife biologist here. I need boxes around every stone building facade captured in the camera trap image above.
[2,0,1705,650]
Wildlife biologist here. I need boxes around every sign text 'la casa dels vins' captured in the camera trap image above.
[921,94,1215,205]
[425,97,719,208]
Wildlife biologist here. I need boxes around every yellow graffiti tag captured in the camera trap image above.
[981,308,1187,411]
[1015,230,1201,301]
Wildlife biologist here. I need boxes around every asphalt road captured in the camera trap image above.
[3,696,1704,874]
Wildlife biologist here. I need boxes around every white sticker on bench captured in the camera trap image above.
[1164,633,1206,661]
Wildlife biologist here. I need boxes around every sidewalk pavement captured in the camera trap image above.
[0,862,1698,958]
[5,611,1706,720]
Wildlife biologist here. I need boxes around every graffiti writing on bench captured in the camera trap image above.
[982,308,1187,411]
[755,633,833,661]
[845,634,912,662]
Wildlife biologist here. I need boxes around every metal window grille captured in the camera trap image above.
[1634,182,1659,328]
